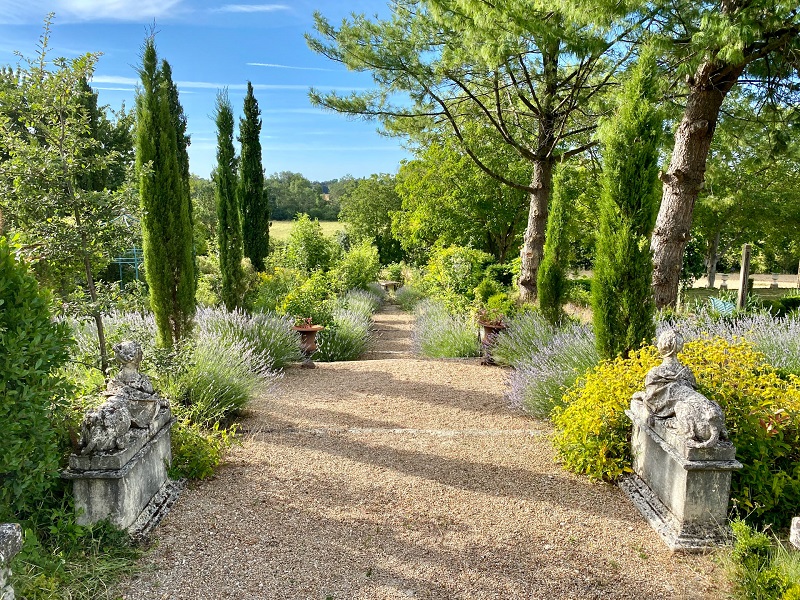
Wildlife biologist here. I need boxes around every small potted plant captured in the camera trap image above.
[476,307,507,366]
[292,317,325,368]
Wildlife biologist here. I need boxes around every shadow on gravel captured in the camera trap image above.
[253,417,635,524]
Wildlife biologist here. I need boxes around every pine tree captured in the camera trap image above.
[592,48,662,359]
[537,164,570,325]
[214,90,244,310]
[238,81,269,271]
[135,37,195,348]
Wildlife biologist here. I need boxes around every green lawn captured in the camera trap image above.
[270,220,345,241]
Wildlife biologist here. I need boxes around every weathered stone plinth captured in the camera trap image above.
[63,407,173,530]
[791,518,800,551]
[0,523,22,600]
[623,399,742,552]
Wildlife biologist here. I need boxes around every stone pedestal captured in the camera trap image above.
[0,523,22,600]
[622,399,742,552]
[791,518,800,551]
[63,407,174,530]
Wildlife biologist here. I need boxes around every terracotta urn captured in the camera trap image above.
[478,321,507,366]
[292,325,325,368]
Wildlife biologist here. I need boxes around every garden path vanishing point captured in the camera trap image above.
[119,303,728,600]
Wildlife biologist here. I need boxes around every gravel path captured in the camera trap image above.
[120,304,727,599]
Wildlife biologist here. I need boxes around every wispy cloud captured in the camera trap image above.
[213,4,289,13]
[0,0,185,24]
[92,75,369,92]
[247,62,337,72]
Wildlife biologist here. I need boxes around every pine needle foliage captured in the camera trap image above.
[592,48,662,359]
[238,82,269,271]
[135,37,195,348]
[537,164,571,325]
[214,90,245,310]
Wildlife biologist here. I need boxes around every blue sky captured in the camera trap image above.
[0,1,410,182]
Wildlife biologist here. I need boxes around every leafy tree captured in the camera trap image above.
[213,90,244,310]
[307,1,630,301]
[267,171,333,221]
[0,20,136,373]
[136,36,195,347]
[0,236,72,522]
[592,49,662,359]
[394,128,530,264]
[537,164,571,325]
[238,82,269,271]
[693,98,800,285]
[575,0,800,307]
[338,173,404,264]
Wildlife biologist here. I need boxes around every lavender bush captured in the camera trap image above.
[315,307,374,362]
[660,309,800,374]
[490,310,559,367]
[412,300,479,358]
[506,323,598,418]
[197,307,301,370]
[339,288,382,318]
[396,285,425,312]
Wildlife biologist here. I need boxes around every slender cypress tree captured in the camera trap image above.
[214,90,244,310]
[135,37,195,347]
[537,164,570,325]
[592,48,662,359]
[238,81,269,271]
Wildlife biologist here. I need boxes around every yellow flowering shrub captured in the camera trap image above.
[553,337,800,526]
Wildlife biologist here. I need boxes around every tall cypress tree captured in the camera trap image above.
[214,90,244,310]
[238,81,269,271]
[537,164,570,325]
[135,37,195,347]
[592,48,662,359]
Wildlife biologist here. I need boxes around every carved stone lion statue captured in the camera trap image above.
[633,330,729,448]
[78,395,132,455]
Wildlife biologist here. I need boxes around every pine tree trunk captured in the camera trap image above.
[651,63,743,308]
[518,158,553,302]
[705,230,720,288]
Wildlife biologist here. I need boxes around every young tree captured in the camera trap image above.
[0,20,136,373]
[135,36,195,347]
[592,49,662,359]
[238,82,269,271]
[214,90,244,310]
[537,165,571,325]
[307,1,631,301]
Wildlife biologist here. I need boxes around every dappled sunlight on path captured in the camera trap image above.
[120,302,727,600]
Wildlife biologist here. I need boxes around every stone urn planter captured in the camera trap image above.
[293,324,325,369]
[478,321,507,366]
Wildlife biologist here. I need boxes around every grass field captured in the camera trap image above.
[270,220,345,241]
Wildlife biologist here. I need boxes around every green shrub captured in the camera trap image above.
[412,300,479,358]
[279,270,334,325]
[727,519,800,600]
[330,240,380,292]
[380,262,404,284]
[251,264,304,313]
[286,214,335,273]
[552,338,800,527]
[169,419,235,480]
[422,246,495,310]
[0,237,73,522]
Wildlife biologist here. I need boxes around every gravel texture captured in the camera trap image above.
[119,304,728,599]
